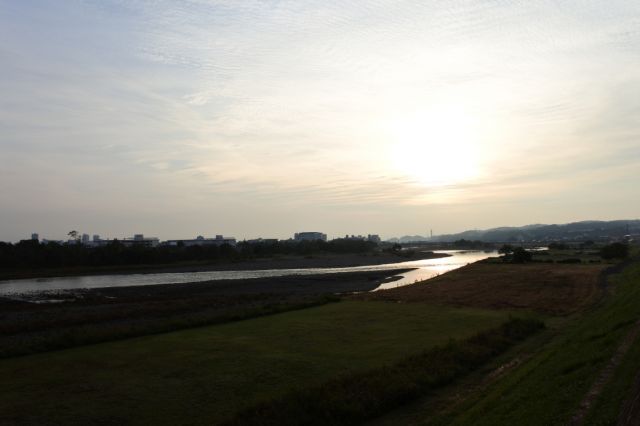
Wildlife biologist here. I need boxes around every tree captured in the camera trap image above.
[498,244,514,255]
[600,243,629,260]
[549,242,568,250]
[511,247,532,263]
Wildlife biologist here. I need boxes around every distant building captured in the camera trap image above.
[41,239,64,245]
[84,235,113,247]
[246,238,279,244]
[339,234,381,243]
[81,233,90,244]
[122,234,160,248]
[294,232,327,242]
[164,235,236,247]
[31,233,39,241]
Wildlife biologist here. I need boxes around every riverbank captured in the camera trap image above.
[0,251,449,281]
[0,268,414,357]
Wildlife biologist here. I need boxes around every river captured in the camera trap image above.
[0,250,498,295]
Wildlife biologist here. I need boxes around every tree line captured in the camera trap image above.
[0,239,378,270]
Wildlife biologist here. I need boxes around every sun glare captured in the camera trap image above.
[387,106,482,187]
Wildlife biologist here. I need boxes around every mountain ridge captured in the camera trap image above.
[386,219,640,243]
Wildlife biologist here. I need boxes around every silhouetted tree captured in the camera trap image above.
[498,244,514,255]
[511,247,532,263]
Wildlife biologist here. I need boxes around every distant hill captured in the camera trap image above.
[387,220,640,243]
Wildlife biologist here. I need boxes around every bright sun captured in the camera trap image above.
[387,106,481,187]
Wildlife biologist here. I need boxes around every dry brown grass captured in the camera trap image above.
[357,263,606,315]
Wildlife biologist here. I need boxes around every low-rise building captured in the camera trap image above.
[245,238,279,244]
[340,234,381,243]
[164,235,236,247]
[122,234,160,248]
[343,234,366,241]
[294,232,327,242]
[367,234,381,243]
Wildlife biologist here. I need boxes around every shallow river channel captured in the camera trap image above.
[0,250,499,295]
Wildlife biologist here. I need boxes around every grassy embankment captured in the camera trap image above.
[370,258,640,426]
[0,301,517,425]
[223,318,544,426]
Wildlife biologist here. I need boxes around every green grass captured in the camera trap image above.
[224,318,544,426]
[584,333,640,426]
[415,261,640,426]
[0,300,513,426]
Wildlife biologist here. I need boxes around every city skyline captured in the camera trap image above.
[15,230,371,244]
[2,1,640,242]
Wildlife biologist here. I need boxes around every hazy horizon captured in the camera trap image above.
[2,1,639,242]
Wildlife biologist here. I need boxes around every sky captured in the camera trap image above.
[1,0,639,242]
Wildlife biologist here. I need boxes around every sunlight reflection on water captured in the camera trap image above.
[374,250,499,290]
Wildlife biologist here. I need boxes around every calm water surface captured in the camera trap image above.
[0,250,498,295]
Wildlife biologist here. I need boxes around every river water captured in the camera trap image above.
[0,250,498,295]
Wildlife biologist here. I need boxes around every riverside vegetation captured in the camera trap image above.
[0,245,638,425]
[0,238,449,281]
[0,238,380,277]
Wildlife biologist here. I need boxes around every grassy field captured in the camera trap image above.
[0,300,514,426]
[370,260,640,426]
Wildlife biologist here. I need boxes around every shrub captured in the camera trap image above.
[557,258,582,264]
[600,243,629,260]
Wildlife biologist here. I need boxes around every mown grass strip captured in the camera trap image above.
[221,317,545,426]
